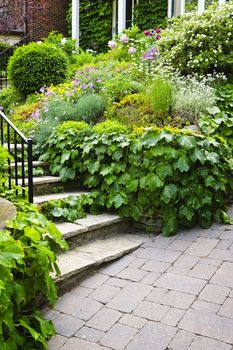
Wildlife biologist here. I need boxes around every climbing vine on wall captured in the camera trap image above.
[66,0,112,52]
[133,0,168,30]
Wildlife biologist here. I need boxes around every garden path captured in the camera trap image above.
[47,210,233,350]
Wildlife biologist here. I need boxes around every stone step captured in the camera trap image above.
[54,233,144,295]
[17,175,63,195]
[3,143,23,151]
[56,213,131,248]
[10,160,48,169]
[34,190,90,205]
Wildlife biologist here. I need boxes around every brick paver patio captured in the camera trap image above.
[47,222,233,350]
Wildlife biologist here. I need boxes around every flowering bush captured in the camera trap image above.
[158,2,233,77]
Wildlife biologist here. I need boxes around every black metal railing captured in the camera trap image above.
[0,110,33,203]
[0,34,30,90]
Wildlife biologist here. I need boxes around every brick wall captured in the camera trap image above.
[28,0,70,41]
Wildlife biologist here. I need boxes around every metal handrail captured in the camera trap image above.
[0,110,33,203]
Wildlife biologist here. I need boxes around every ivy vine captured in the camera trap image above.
[133,0,168,30]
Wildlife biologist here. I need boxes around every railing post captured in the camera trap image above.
[27,138,34,203]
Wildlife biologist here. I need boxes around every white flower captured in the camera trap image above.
[61,38,67,45]
[37,41,42,44]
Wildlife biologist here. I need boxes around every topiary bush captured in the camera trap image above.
[8,42,69,98]
[158,2,233,77]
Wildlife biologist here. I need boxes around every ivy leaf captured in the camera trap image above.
[178,136,196,149]
[0,240,24,268]
[179,205,193,221]
[174,155,189,172]
[161,184,177,204]
[140,173,164,191]
[51,208,63,217]
[60,151,70,164]
[87,161,100,174]
[156,164,173,180]
[162,207,177,236]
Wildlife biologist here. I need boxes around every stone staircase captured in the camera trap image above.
[28,161,144,295]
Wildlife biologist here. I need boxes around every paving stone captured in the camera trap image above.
[220,230,233,240]
[127,322,177,350]
[196,229,223,239]
[80,273,109,289]
[44,309,60,321]
[129,257,148,268]
[217,240,233,250]
[117,267,147,282]
[161,307,185,326]
[230,290,233,298]
[143,236,175,249]
[133,300,170,321]
[186,238,218,257]
[191,300,220,314]
[189,336,232,350]
[174,254,200,269]
[199,284,230,304]
[89,284,120,304]
[161,290,195,309]
[71,286,94,297]
[136,247,181,263]
[166,266,189,276]
[142,272,161,285]
[86,307,121,332]
[141,260,170,273]
[48,335,67,350]
[176,228,200,241]
[119,314,147,329]
[75,326,105,343]
[107,282,152,313]
[188,263,217,280]
[146,287,168,303]
[179,309,233,343]
[218,298,233,319]
[100,323,138,350]
[54,294,102,321]
[169,329,195,350]
[199,257,223,267]
[52,313,84,337]
[208,249,233,262]
[99,254,136,276]
[62,337,109,350]
[155,273,206,295]
[168,240,192,252]
[211,262,233,288]
[105,277,130,288]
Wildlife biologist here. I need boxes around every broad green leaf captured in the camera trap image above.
[174,155,189,172]
[161,184,177,204]
[156,164,173,180]
[140,173,164,191]
[179,205,193,221]
[24,227,41,242]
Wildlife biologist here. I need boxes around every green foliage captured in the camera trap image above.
[8,43,69,98]
[40,126,233,236]
[215,83,233,116]
[0,201,68,348]
[67,0,112,52]
[93,120,129,135]
[76,94,106,123]
[158,2,233,77]
[148,77,173,118]
[0,145,9,187]
[70,49,95,73]
[43,31,77,62]
[0,87,21,114]
[133,0,168,30]
[0,42,14,71]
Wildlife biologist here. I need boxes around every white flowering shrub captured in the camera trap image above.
[158,2,233,77]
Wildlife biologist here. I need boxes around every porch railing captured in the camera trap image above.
[0,110,33,203]
[0,34,30,90]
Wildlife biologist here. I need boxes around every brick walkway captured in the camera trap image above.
[47,222,233,350]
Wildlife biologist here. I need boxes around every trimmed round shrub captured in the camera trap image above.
[93,120,129,134]
[8,42,69,98]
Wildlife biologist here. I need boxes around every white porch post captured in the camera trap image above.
[72,0,80,47]
[112,0,117,37]
[168,0,172,18]
[180,0,185,15]
[118,0,126,34]
[198,0,205,14]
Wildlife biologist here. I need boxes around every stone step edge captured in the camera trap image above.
[17,175,61,186]
[34,191,90,205]
[10,161,48,168]
[54,234,144,294]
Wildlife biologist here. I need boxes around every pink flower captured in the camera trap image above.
[155,28,161,33]
[120,34,129,43]
[128,46,137,54]
[156,35,161,40]
[108,40,117,49]
[144,30,150,36]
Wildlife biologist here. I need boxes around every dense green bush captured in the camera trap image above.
[8,43,69,98]
[102,75,143,102]
[0,86,21,114]
[43,31,77,62]
[93,120,129,134]
[149,77,173,118]
[76,94,106,123]
[133,0,167,30]
[158,2,233,77]
[40,124,233,235]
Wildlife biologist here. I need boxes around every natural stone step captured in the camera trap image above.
[56,214,131,248]
[10,160,48,169]
[17,175,62,195]
[0,198,17,230]
[55,234,144,295]
[34,190,90,205]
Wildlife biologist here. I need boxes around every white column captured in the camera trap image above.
[168,0,172,18]
[198,0,205,14]
[118,0,126,34]
[72,0,80,47]
[180,0,185,15]
[112,0,117,37]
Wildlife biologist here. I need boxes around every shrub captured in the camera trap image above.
[93,120,129,134]
[56,120,89,135]
[215,83,233,116]
[158,2,233,77]
[0,41,14,71]
[0,86,21,114]
[8,42,69,98]
[76,94,106,123]
[148,77,173,118]
[43,31,77,62]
